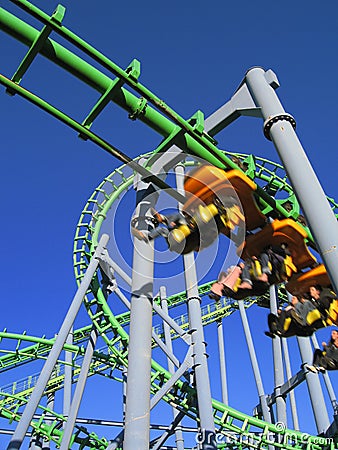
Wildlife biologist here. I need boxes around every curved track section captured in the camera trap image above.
[0,4,337,446]
[70,151,336,448]
[0,153,337,448]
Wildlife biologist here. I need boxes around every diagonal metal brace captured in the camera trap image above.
[6,5,65,95]
[205,82,262,136]
[254,368,307,415]
[150,346,193,410]
[80,60,140,136]
[150,410,186,450]
[80,78,125,135]
[97,248,131,286]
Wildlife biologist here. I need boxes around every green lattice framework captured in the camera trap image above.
[1,1,338,448]
[0,152,337,449]
[70,152,338,450]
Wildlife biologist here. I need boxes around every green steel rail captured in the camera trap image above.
[2,0,335,248]
[69,156,338,448]
[0,295,256,383]
[1,2,338,448]
[0,153,335,447]
[0,393,109,449]
[0,331,121,378]
[0,327,93,373]
[74,283,336,450]
[0,360,116,408]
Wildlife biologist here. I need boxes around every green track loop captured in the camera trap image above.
[1,152,337,448]
[69,152,338,449]
[1,2,338,447]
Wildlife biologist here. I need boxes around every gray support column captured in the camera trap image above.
[99,250,132,286]
[114,286,181,368]
[6,234,109,450]
[281,338,300,430]
[42,392,55,450]
[297,336,330,434]
[122,367,127,421]
[216,314,228,405]
[151,411,186,450]
[63,329,73,423]
[283,292,330,433]
[176,164,216,450]
[123,200,154,450]
[269,286,287,426]
[311,334,338,415]
[245,67,338,294]
[60,326,99,450]
[238,300,271,423]
[29,435,42,450]
[160,286,185,450]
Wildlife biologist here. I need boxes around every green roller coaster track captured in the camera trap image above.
[1,1,338,449]
[0,153,337,449]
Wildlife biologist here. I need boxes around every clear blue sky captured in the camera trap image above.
[0,0,338,447]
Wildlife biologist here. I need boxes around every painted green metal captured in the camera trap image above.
[0,390,108,449]
[0,143,333,448]
[0,75,187,205]
[68,155,337,449]
[0,323,334,449]
[0,329,119,374]
[0,1,316,233]
[64,289,338,449]
[2,2,338,448]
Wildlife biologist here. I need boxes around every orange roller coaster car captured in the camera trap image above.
[183,165,266,231]
[241,218,317,271]
[286,265,338,327]
[286,264,331,294]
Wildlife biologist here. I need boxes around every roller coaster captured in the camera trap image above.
[1,1,338,449]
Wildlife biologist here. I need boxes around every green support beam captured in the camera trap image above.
[2,4,338,448]
[0,2,306,231]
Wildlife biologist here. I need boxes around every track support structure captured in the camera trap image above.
[6,234,110,450]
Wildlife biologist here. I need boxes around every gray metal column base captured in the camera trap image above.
[6,234,109,450]
[297,336,330,434]
[175,164,216,450]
